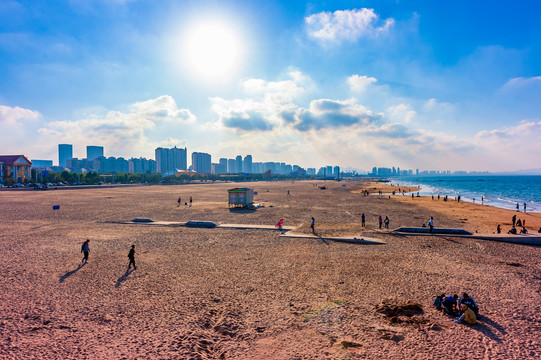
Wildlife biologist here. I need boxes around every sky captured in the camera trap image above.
[1,0,540,172]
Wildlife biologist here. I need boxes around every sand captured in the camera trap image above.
[0,180,540,359]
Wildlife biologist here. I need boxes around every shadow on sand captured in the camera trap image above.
[115,268,134,288]
[59,263,85,283]
[228,207,256,214]
[314,233,330,245]
[314,233,384,246]
[464,315,506,343]
[441,236,463,245]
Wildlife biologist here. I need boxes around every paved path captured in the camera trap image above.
[122,220,541,245]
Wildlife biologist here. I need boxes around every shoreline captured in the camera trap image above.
[386,177,540,214]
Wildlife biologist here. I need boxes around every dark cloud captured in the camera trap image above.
[278,110,296,124]
[293,99,381,131]
[222,111,273,131]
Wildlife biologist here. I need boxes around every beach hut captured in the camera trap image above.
[228,187,254,207]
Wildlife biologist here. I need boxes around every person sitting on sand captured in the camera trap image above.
[508,226,517,234]
[276,219,283,229]
[433,294,445,311]
[520,227,528,234]
[455,304,477,325]
[516,219,522,227]
[538,227,541,233]
[442,294,458,316]
[458,293,479,316]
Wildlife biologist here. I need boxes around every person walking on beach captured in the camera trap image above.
[276,218,283,229]
[189,196,193,207]
[310,217,315,234]
[384,216,390,229]
[378,215,383,229]
[524,203,527,213]
[177,197,181,207]
[428,217,434,233]
[512,214,517,226]
[81,239,90,264]
[361,213,365,227]
[128,245,137,270]
[516,203,519,211]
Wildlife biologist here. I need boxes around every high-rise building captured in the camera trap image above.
[169,146,187,171]
[215,158,228,174]
[155,147,168,173]
[129,158,156,173]
[326,166,333,177]
[235,155,242,173]
[243,155,252,173]
[334,166,340,177]
[58,144,73,167]
[227,159,236,173]
[155,146,187,173]
[87,146,104,161]
[191,152,211,174]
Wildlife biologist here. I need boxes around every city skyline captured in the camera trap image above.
[1,1,540,172]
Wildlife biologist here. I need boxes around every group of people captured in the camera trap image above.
[377,215,390,229]
[503,214,528,234]
[433,293,479,325]
[81,239,137,270]
[177,196,193,207]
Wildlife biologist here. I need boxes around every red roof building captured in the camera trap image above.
[0,155,32,183]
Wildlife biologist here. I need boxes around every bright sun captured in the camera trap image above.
[185,21,241,79]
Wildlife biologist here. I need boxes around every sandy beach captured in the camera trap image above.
[1,180,540,359]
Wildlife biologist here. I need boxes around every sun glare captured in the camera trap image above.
[185,21,241,79]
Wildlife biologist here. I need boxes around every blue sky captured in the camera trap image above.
[1,0,540,172]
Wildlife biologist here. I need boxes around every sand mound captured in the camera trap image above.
[374,299,425,325]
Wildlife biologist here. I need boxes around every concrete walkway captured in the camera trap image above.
[121,219,541,246]
[392,227,541,245]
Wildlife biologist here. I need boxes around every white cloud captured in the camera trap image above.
[22,95,196,159]
[242,71,309,100]
[476,120,541,139]
[305,8,394,43]
[347,74,377,92]
[131,95,196,122]
[0,105,41,124]
[501,76,541,90]
[386,103,416,123]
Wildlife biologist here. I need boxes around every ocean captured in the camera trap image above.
[392,175,541,213]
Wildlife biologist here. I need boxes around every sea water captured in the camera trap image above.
[393,175,541,213]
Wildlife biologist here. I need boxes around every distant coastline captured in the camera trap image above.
[391,175,541,213]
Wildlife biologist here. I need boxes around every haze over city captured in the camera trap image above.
[1,0,540,172]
